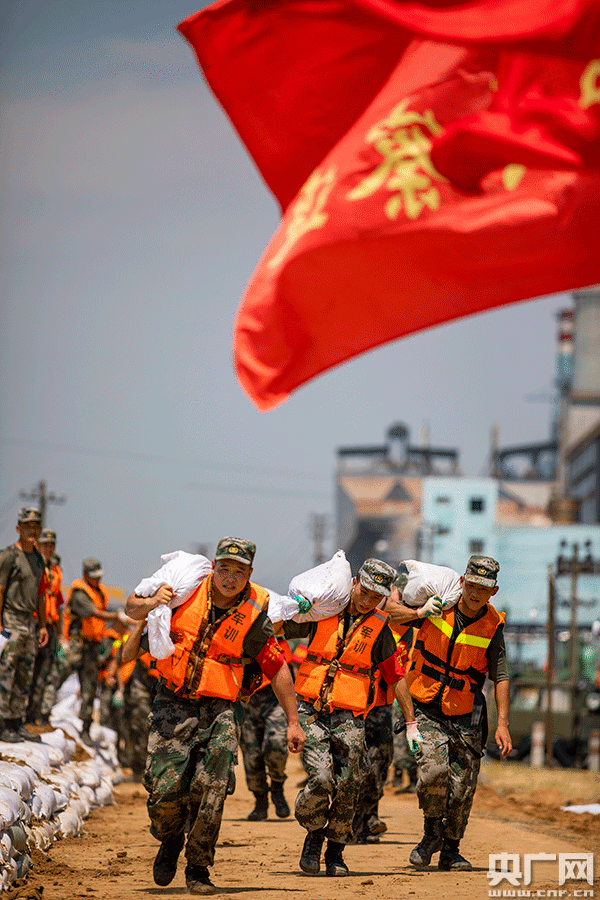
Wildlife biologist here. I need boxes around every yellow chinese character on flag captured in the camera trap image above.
[347,100,446,220]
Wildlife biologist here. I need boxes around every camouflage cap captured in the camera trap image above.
[83,557,104,578]
[18,507,42,523]
[214,537,256,566]
[464,555,499,588]
[358,558,396,597]
[38,529,57,544]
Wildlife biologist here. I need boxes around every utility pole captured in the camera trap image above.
[545,565,556,766]
[569,543,579,685]
[555,539,600,684]
[19,480,67,528]
[310,513,327,566]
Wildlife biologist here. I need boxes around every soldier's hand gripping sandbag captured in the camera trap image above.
[417,595,443,619]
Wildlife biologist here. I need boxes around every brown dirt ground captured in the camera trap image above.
[8,754,600,900]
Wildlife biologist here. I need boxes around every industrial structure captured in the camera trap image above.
[335,288,600,650]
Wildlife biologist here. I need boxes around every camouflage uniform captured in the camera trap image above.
[124,660,156,778]
[139,535,296,884]
[407,555,508,870]
[414,707,483,840]
[26,623,58,723]
[66,636,102,726]
[0,534,45,724]
[144,686,242,867]
[295,700,366,843]
[352,703,394,839]
[0,611,39,721]
[285,559,402,858]
[239,684,288,793]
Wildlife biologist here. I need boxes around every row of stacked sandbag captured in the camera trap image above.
[0,675,123,891]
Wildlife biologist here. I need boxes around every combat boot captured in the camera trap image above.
[299,827,326,875]
[153,832,185,886]
[185,863,216,894]
[438,838,473,871]
[247,792,268,821]
[324,840,349,877]
[0,719,21,743]
[409,816,443,867]
[15,720,41,743]
[270,782,290,818]
[366,814,387,836]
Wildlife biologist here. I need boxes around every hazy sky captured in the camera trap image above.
[1,0,571,596]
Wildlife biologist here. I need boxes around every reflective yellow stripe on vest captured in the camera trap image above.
[428,616,493,648]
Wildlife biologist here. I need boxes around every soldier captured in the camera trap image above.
[401,555,512,871]
[239,639,293,821]
[352,628,414,843]
[27,529,63,726]
[283,559,422,878]
[65,558,122,746]
[125,537,305,896]
[0,508,48,743]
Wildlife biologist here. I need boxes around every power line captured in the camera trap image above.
[1,437,330,483]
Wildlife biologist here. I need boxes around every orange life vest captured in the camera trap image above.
[119,632,159,683]
[407,605,505,716]
[68,579,109,642]
[138,651,159,679]
[295,608,388,715]
[154,576,269,702]
[43,563,63,625]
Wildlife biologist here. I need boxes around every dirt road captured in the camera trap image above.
[12,754,600,900]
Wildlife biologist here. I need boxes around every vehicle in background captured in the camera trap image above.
[486,674,600,767]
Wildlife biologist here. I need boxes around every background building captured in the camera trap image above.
[335,288,600,672]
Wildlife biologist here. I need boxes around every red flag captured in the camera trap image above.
[179,1,600,410]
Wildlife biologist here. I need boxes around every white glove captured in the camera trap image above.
[418,595,443,618]
[405,721,423,755]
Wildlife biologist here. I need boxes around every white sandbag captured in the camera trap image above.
[30,784,57,819]
[146,605,175,659]
[40,729,71,762]
[30,820,56,851]
[134,550,212,659]
[53,673,82,709]
[400,560,462,610]
[1,743,53,777]
[134,550,212,603]
[56,807,84,838]
[45,772,78,799]
[30,783,66,819]
[0,764,35,800]
[79,784,98,809]
[265,589,303,624]
[0,831,12,863]
[288,551,352,623]
[0,787,27,831]
[75,760,103,789]
[0,856,17,890]
[97,776,114,805]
